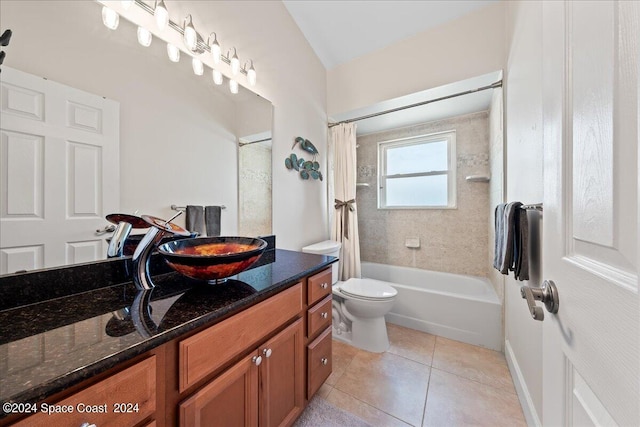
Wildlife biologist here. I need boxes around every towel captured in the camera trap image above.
[493,202,529,281]
[205,206,221,237]
[185,205,205,236]
[513,206,529,281]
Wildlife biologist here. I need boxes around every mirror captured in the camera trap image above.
[0,1,273,275]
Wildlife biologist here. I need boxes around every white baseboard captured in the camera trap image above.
[505,339,542,427]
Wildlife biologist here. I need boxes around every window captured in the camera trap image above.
[378,131,456,209]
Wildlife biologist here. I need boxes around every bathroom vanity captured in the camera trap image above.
[0,249,335,427]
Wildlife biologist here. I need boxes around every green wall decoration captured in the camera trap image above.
[285,137,322,181]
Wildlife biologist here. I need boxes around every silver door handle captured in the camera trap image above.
[95,224,116,235]
[520,280,559,321]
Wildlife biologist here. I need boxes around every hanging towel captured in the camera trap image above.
[493,202,529,280]
[205,206,221,237]
[513,206,529,281]
[493,203,507,271]
[185,205,205,236]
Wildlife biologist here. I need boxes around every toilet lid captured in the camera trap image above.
[340,278,397,300]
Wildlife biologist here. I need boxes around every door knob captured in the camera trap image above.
[252,355,262,366]
[520,280,559,321]
[262,348,272,358]
[95,224,116,235]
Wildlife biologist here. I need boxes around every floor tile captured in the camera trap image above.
[387,323,436,366]
[326,388,413,427]
[334,351,430,426]
[326,338,360,386]
[432,337,515,393]
[423,368,527,427]
[316,383,333,399]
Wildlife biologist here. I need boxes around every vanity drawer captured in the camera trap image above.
[307,268,332,305]
[14,356,156,427]
[179,283,303,392]
[307,295,332,338]
[307,326,332,398]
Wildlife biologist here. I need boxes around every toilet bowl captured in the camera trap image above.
[301,240,397,352]
[333,278,397,353]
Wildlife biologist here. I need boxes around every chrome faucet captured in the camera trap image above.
[104,214,149,258]
[131,212,191,290]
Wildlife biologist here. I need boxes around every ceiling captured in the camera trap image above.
[282,0,498,70]
[282,0,501,135]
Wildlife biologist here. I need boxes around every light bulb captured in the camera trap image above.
[212,69,223,85]
[183,15,197,51]
[192,57,204,76]
[102,6,119,30]
[229,79,238,94]
[121,0,134,10]
[155,0,169,31]
[137,27,152,47]
[230,49,240,76]
[167,43,180,62]
[210,36,221,64]
[247,62,256,86]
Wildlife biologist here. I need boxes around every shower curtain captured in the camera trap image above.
[329,123,361,280]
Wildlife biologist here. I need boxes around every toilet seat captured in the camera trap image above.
[339,278,397,301]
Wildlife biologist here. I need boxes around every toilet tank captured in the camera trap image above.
[302,240,341,284]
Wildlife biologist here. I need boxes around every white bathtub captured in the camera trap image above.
[361,262,502,351]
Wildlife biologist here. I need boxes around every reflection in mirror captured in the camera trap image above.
[0,1,273,275]
[238,133,272,237]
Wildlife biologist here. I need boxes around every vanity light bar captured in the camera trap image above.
[128,0,251,77]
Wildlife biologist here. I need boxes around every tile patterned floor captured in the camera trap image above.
[318,324,527,427]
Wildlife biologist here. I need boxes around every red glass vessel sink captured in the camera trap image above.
[157,237,267,281]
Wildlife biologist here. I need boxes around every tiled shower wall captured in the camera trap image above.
[238,143,272,237]
[356,111,490,277]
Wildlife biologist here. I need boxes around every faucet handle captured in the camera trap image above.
[141,214,191,237]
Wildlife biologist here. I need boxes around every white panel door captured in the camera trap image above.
[542,1,638,426]
[0,67,119,273]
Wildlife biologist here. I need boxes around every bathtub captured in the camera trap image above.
[361,262,502,351]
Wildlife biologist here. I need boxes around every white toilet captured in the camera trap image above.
[333,278,397,353]
[301,240,397,353]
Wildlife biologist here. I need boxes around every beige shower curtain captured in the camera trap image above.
[329,123,361,280]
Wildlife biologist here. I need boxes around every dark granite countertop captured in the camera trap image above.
[0,249,336,413]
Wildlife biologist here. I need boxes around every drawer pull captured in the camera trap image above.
[252,355,263,366]
[321,283,328,289]
[262,348,272,358]
[321,357,328,365]
[320,312,328,319]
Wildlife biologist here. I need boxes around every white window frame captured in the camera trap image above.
[377,130,457,209]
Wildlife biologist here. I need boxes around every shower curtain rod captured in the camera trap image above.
[328,80,503,128]
[238,137,272,147]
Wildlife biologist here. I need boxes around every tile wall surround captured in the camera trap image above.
[238,143,272,237]
[356,111,491,277]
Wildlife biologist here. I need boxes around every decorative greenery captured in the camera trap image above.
[284,137,322,181]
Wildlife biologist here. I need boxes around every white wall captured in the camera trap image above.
[503,1,544,425]
[175,1,329,250]
[327,2,505,117]
[1,0,328,251]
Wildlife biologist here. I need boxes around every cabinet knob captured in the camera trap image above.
[320,312,328,319]
[321,283,328,289]
[321,357,328,365]
[252,355,262,366]
[262,348,272,358]
[80,423,97,427]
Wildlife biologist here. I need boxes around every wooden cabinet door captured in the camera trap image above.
[259,318,304,427]
[180,352,259,427]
